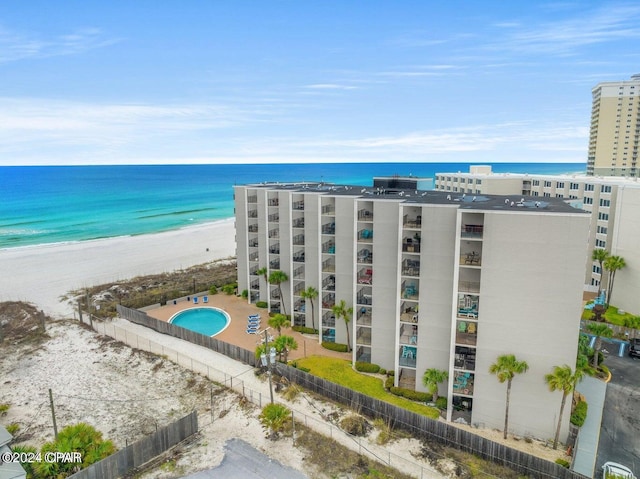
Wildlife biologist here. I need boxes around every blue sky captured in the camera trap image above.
[1,1,639,165]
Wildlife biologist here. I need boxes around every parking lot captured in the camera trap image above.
[595,340,640,477]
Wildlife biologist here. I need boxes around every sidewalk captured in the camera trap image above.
[573,376,607,478]
[93,316,444,479]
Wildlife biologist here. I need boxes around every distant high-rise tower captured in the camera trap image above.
[587,74,640,177]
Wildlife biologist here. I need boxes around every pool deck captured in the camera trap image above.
[145,294,351,362]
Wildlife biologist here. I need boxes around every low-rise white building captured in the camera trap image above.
[234,182,589,441]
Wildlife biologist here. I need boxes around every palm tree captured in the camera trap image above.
[604,255,626,307]
[256,267,268,284]
[591,248,609,298]
[489,354,529,439]
[300,286,318,331]
[422,368,449,403]
[587,322,613,368]
[268,270,289,315]
[332,300,353,351]
[576,333,596,376]
[259,403,291,440]
[545,365,584,449]
[274,335,298,363]
[268,313,291,337]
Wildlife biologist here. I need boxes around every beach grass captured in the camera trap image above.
[295,356,440,419]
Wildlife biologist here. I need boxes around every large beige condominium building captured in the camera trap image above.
[435,166,640,314]
[234,182,589,441]
[587,74,640,177]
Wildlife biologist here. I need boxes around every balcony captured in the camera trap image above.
[401,282,419,300]
[401,259,420,276]
[356,307,371,326]
[293,299,306,313]
[270,289,281,300]
[292,200,305,210]
[322,328,336,343]
[322,293,335,309]
[458,281,480,294]
[357,248,372,264]
[356,346,371,363]
[454,346,476,371]
[322,311,336,328]
[249,252,259,262]
[357,268,373,285]
[452,371,475,396]
[293,234,305,246]
[249,265,260,276]
[248,239,259,248]
[268,228,279,239]
[322,241,335,254]
[322,275,335,291]
[248,223,258,233]
[457,294,479,319]
[321,204,335,215]
[293,265,305,279]
[456,320,477,346]
[268,213,279,222]
[269,244,280,254]
[356,290,372,306]
[292,217,305,228]
[461,224,483,239]
[250,279,260,290]
[357,229,373,242]
[403,215,422,229]
[460,252,481,266]
[322,257,335,272]
[269,259,280,269]
[402,239,420,253]
[247,209,258,218]
[399,324,418,345]
[357,209,373,221]
[356,327,372,346]
[293,250,305,263]
[247,195,257,203]
[268,198,279,207]
[293,281,305,296]
[400,302,418,323]
[322,222,335,235]
[399,345,417,368]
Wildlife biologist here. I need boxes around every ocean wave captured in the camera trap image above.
[137,207,217,220]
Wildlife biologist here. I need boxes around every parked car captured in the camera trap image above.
[602,461,637,479]
[629,338,640,359]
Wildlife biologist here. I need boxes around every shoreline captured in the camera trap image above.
[0,219,236,318]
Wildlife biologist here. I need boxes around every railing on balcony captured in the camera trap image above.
[356,291,372,305]
[357,268,373,285]
[248,224,258,233]
[247,209,258,218]
[460,252,481,266]
[270,289,281,299]
[455,347,476,371]
[322,328,335,343]
[247,195,257,203]
[293,266,305,279]
[292,200,305,210]
[249,265,259,276]
[321,204,335,215]
[456,321,478,346]
[400,302,418,323]
[402,240,420,253]
[357,209,373,221]
[453,372,475,395]
[322,241,335,254]
[293,234,305,245]
[293,282,305,295]
[458,281,481,293]
[268,229,279,238]
[357,248,372,264]
[401,259,420,276]
[269,259,280,269]
[461,224,484,239]
[401,282,419,300]
[293,300,306,312]
[250,291,260,303]
[322,258,335,272]
[357,229,373,242]
[322,222,335,234]
[293,250,305,262]
[457,295,479,319]
[322,312,336,328]
[292,218,305,228]
[249,252,259,262]
[399,346,417,368]
[356,328,372,346]
[356,306,372,325]
[268,198,279,207]
[399,324,418,345]
[268,213,279,222]
[269,244,280,254]
[248,239,259,248]
[250,280,260,290]
[322,275,335,291]
[403,215,422,228]
[322,293,335,309]
[356,346,372,363]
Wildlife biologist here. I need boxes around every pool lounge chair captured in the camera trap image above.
[193,297,199,304]
[246,328,259,334]
[203,296,208,303]
[248,314,261,319]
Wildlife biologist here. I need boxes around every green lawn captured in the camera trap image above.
[295,356,440,419]
[583,304,638,327]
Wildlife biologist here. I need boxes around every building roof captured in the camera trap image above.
[237,182,586,214]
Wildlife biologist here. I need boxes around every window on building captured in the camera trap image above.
[476,179,482,184]
[592,265,601,274]
[596,239,606,248]
[599,199,611,207]
[601,185,612,193]
[584,197,593,205]
[598,212,609,221]
[533,180,540,186]
[597,226,608,235]
[585,184,595,191]
[557,182,565,188]
[543,192,550,197]
[544,181,552,187]
[570,183,579,189]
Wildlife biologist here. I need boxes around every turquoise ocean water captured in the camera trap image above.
[0,163,584,249]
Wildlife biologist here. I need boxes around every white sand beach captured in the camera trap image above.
[0,219,236,317]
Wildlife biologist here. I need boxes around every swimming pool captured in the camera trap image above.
[169,307,230,336]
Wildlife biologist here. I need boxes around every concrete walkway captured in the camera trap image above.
[573,376,608,478]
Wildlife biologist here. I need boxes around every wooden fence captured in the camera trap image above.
[114,305,588,479]
[68,411,198,479]
[116,304,256,366]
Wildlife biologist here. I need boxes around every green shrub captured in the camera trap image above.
[385,376,394,390]
[321,342,348,352]
[222,283,236,295]
[5,423,19,435]
[389,387,432,403]
[0,403,10,416]
[355,362,381,373]
[435,397,448,410]
[209,285,218,295]
[340,414,371,436]
[378,368,386,375]
[256,301,268,308]
[292,325,319,334]
[387,370,395,377]
[241,289,249,299]
[555,458,570,468]
[570,400,588,427]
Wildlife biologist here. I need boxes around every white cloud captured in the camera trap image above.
[304,83,358,90]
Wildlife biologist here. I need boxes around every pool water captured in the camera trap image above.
[169,307,230,336]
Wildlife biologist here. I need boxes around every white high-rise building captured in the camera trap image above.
[234,182,589,440]
[587,74,640,178]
